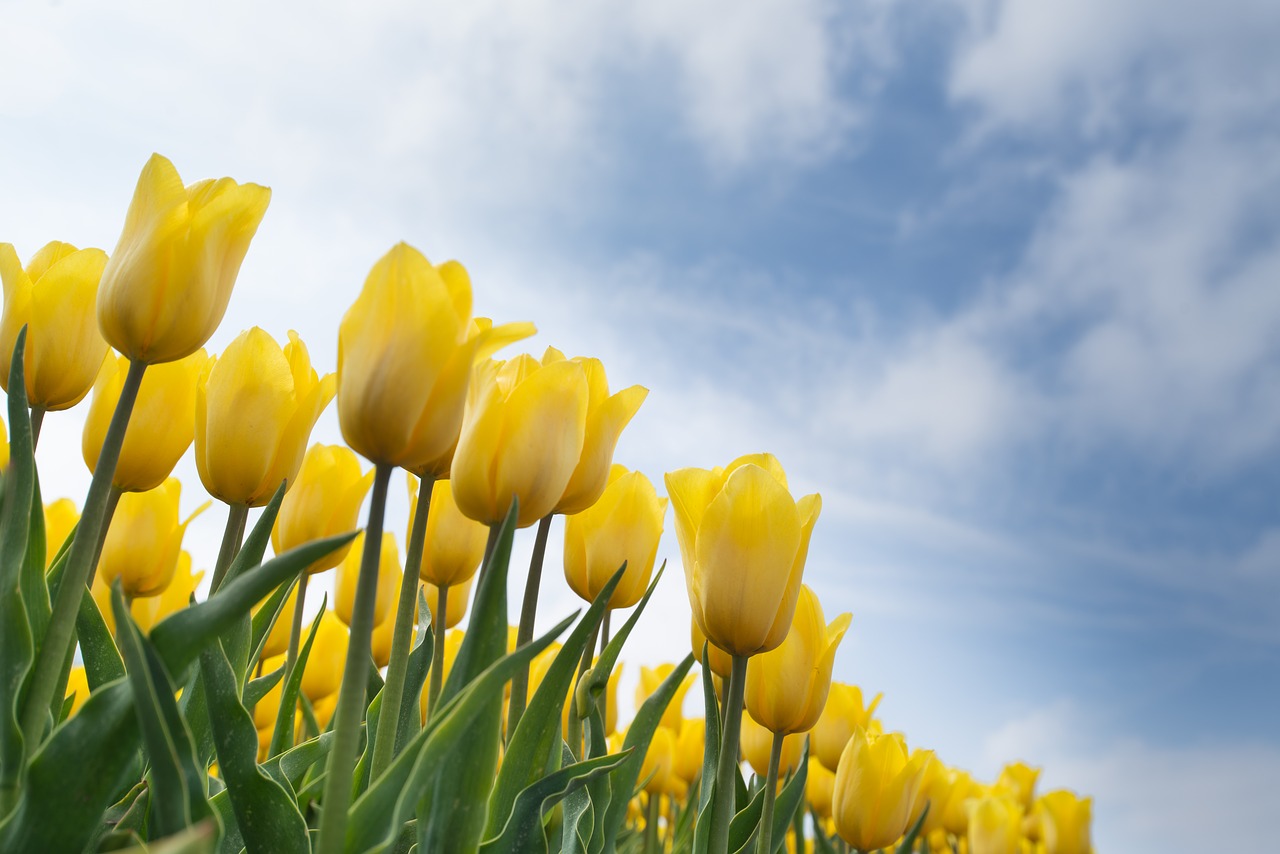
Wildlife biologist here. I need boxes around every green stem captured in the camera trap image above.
[21,359,146,749]
[316,462,392,854]
[645,792,660,854]
[709,654,747,854]
[28,406,44,449]
[371,476,433,776]
[86,486,123,587]
[427,583,448,717]
[285,573,310,675]
[565,622,599,758]
[599,610,611,732]
[506,512,552,736]
[209,503,249,593]
[756,730,784,854]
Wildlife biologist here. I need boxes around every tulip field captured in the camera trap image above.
[0,153,1096,853]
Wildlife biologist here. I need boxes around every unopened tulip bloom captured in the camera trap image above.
[640,726,686,798]
[547,352,647,515]
[301,612,350,702]
[0,415,8,468]
[411,476,487,588]
[337,242,534,473]
[65,666,90,716]
[812,682,883,772]
[666,453,820,657]
[636,663,695,734]
[97,153,270,364]
[564,465,667,609]
[832,727,933,851]
[995,761,1041,811]
[132,551,204,632]
[673,716,705,785]
[740,712,805,779]
[692,617,734,679]
[196,328,335,507]
[84,350,209,492]
[43,498,79,568]
[941,769,982,836]
[745,585,850,735]
[336,532,401,628]
[0,241,109,410]
[371,592,409,669]
[807,758,837,820]
[917,760,962,835]
[967,796,1023,854]
[97,478,208,598]
[273,444,373,575]
[452,350,589,527]
[425,574,473,630]
[1038,790,1092,854]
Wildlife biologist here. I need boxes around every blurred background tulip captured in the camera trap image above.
[43,498,79,569]
[411,475,487,588]
[811,682,882,772]
[272,444,372,575]
[336,531,401,628]
[96,477,207,598]
[1038,790,1093,854]
[968,796,1024,854]
[832,727,932,851]
[740,713,805,779]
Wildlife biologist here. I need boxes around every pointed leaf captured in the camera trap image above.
[269,603,325,758]
[77,584,125,689]
[393,586,434,757]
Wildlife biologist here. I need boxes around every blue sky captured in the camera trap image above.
[4,0,1279,849]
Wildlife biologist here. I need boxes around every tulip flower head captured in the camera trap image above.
[666,453,820,658]
[0,414,7,468]
[132,551,204,633]
[43,498,79,569]
[97,478,208,599]
[673,716,705,785]
[995,760,1041,811]
[272,444,373,575]
[811,682,883,772]
[97,154,271,364]
[411,475,488,588]
[639,725,686,799]
[967,796,1024,854]
[806,757,837,820]
[1038,789,1092,854]
[65,667,90,717]
[301,611,350,702]
[692,616,734,679]
[0,241,110,410]
[424,573,473,631]
[335,531,401,628]
[832,727,933,852]
[740,712,806,779]
[635,663,695,734]
[564,464,667,609]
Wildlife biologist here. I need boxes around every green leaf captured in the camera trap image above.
[200,636,309,854]
[77,581,126,689]
[245,665,284,711]
[565,704,611,854]
[393,586,434,757]
[20,474,50,664]
[354,689,383,796]
[810,810,837,854]
[579,562,665,717]
[222,483,286,590]
[727,742,809,854]
[269,603,325,758]
[112,582,214,838]
[114,818,219,854]
[479,750,629,854]
[248,575,297,669]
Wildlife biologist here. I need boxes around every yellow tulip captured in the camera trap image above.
[564,465,667,609]
[272,444,373,575]
[257,583,300,660]
[0,241,109,410]
[995,761,1041,811]
[692,617,734,679]
[740,712,805,779]
[916,760,963,835]
[665,453,820,657]
[132,551,204,633]
[811,682,883,772]
[84,350,209,492]
[65,666,90,716]
[967,796,1024,854]
[336,242,534,473]
[0,414,7,468]
[97,153,270,364]
[420,629,465,720]
[335,532,400,628]
[97,478,208,598]
[43,498,79,568]
[744,585,850,735]
[942,769,982,836]
[635,663,695,734]
[411,475,487,588]
[547,352,647,515]
[301,611,349,702]
[371,598,407,669]
[1037,790,1092,854]
[673,717,705,785]
[452,350,590,527]
[832,727,933,851]
[196,328,335,507]
[424,573,473,631]
[639,726,686,799]
[806,757,836,820]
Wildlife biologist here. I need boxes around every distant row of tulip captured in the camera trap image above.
[0,152,1093,854]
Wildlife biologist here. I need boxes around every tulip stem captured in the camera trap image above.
[565,622,599,758]
[427,583,447,716]
[28,406,44,449]
[507,512,552,737]
[599,610,611,733]
[316,462,393,854]
[709,654,747,854]
[86,486,123,588]
[371,476,433,777]
[645,792,660,854]
[209,502,249,593]
[756,731,784,854]
[21,359,146,752]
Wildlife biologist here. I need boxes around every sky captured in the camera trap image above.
[4,0,1279,849]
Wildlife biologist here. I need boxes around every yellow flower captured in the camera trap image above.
[411,475,488,588]
[337,243,533,473]
[967,796,1024,854]
[370,592,408,669]
[806,757,837,820]
[335,531,400,628]
[97,478,208,598]
[832,727,933,851]
[811,682,882,772]
[740,712,805,779]
[917,760,963,835]
[84,349,210,492]
[1037,790,1092,854]
[0,414,7,468]
[131,550,204,633]
[635,663,695,734]
[744,585,850,735]
[639,725,686,798]
[452,349,590,527]
[564,464,667,609]
[301,611,349,702]
[65,666,90,716]
[196,328,335,507]
[673,716,705,785]
[995,761,1041,811]
[97,153,270,364]
[691,616,734,679]
[43,498,80,569]
[420,629,465,721]
[942,769,982,836]
[272,443,373,575]
[547,352,647,515]
[0,241,109,410]
[424,573,473,631]
[665,453,820,657]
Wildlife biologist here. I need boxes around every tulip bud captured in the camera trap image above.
[967,796,1024,854]
[673,717,705,785]
[1037,790,1092,854]
[370,594,407,669]
[563,465,667,610]
[43,498,79,569]
[635,663,695,734]
[692,617,734,679]
[0,414,8,468]
[337,243,534,473]
[665,453,820,658]
[0,241,109,410]
[335,532,400,628]
[84,350,210,492]
[744,585,850,735]
[740,712,805,779]
[806,757,836,820]
[65,666,90,717]
[639,726,686,799]
[132,550,204,633]
[942,769,982,836]
[546,352,647,515]
[917,760,962,835]
[411,475,487,588]
[420,629,465,721]
[832,727,932,851]
[995,760,1041,811]
[196,328,335,507]
[97,153,270,364]
[97,478,208,598]
[273,444,373,575]
[811,682,883,772]
[301,611,350,702]
[452,350,590,527]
